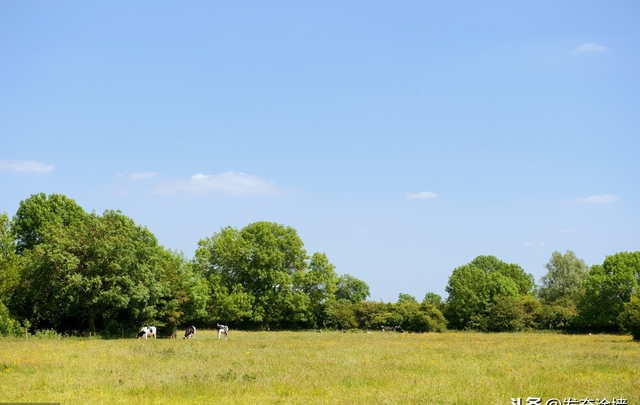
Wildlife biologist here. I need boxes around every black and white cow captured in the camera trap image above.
[137,326,157,339]
[217,323,229,339]
[381,325,404,333]
[184,326,196,339]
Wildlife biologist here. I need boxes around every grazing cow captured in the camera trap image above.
[137,326,157,339]
[395,326,404,333]
[184,326,196,339]
[381,325,404,333]
[217,323,229,339]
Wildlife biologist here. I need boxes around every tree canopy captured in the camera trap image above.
[2,192,639,337]
[538,250,589,305]
[445,255,536,330]
[194,221,364,330]
[576,251,640,332]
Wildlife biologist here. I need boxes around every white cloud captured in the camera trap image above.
[571,42,607,54]
[0,159,54,173]
[129,172,158,180]
[405,191,438,200]
[575,194,620,204]
[153,171,282,196]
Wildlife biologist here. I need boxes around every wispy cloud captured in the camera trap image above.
[571,42,607,54]
[575,194,620,204]
[153,171,283,196]
[405,191,438,200]
[129,172,158,180]
[0,159,54,173]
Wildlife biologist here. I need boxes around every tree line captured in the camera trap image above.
[0,193,639,339]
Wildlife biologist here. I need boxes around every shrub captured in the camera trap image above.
[486,296,524,332]
[0,302,22,337]
[540,304,577,330]
[619,295,640,341]
[330,301,358,330]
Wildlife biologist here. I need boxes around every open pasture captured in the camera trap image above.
[0,331,638,404]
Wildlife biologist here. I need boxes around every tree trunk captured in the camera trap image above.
[88,309,96,334]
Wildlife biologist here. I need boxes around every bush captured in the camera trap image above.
[330,301,358,330]
[353,301,391,329]
[33,329,59,339]
[0,302,22,337]
[540,304,577,330]
[486,296,525,332]
[519,295,542,330]
[413,303,447,332]
[619,295,640,341]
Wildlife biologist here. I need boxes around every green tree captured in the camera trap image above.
[353,301,393,329]
[576,252,640,332]
[178,260,211,324]
[397,293,418,304]
[619,294,640,341]
[0,212,20,305]
[538,250,589,305]
[335,274,370,304]
[415,301,448,332]
[445,256,535,330]
[195,222,311,329]
[0,212,21,336]
[329,301,358,330]
[394,293,447,332]
[296,252,339,328]
[470,255,535,295]
[11,209,177,334]
[485,295,541,332]
[445,264,491,329]
[422,292,444,311]
[12,193,87,253]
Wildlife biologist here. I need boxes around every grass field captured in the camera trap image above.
[0,330,638,404]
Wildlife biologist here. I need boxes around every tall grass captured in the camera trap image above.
[0,331,638,404]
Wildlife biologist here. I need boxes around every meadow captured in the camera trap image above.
[0,330,638,404]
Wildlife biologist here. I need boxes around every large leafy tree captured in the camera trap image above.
[445,255,535,330]
[12,193,87,253]
[469,255,535,295]
[576,251,640,332]
[195,222,313,329]
[619,293,640,341]
[11,209,181,334]
[0,212,20,305]
[394,293,447,332]
[538,250,589,305]
[0,212,21,336]
[295,252,339,328]
[335,274,370,304]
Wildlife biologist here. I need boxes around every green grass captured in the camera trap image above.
[0,331,638,404]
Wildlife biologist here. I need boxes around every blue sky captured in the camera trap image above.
[1,1,639,302]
